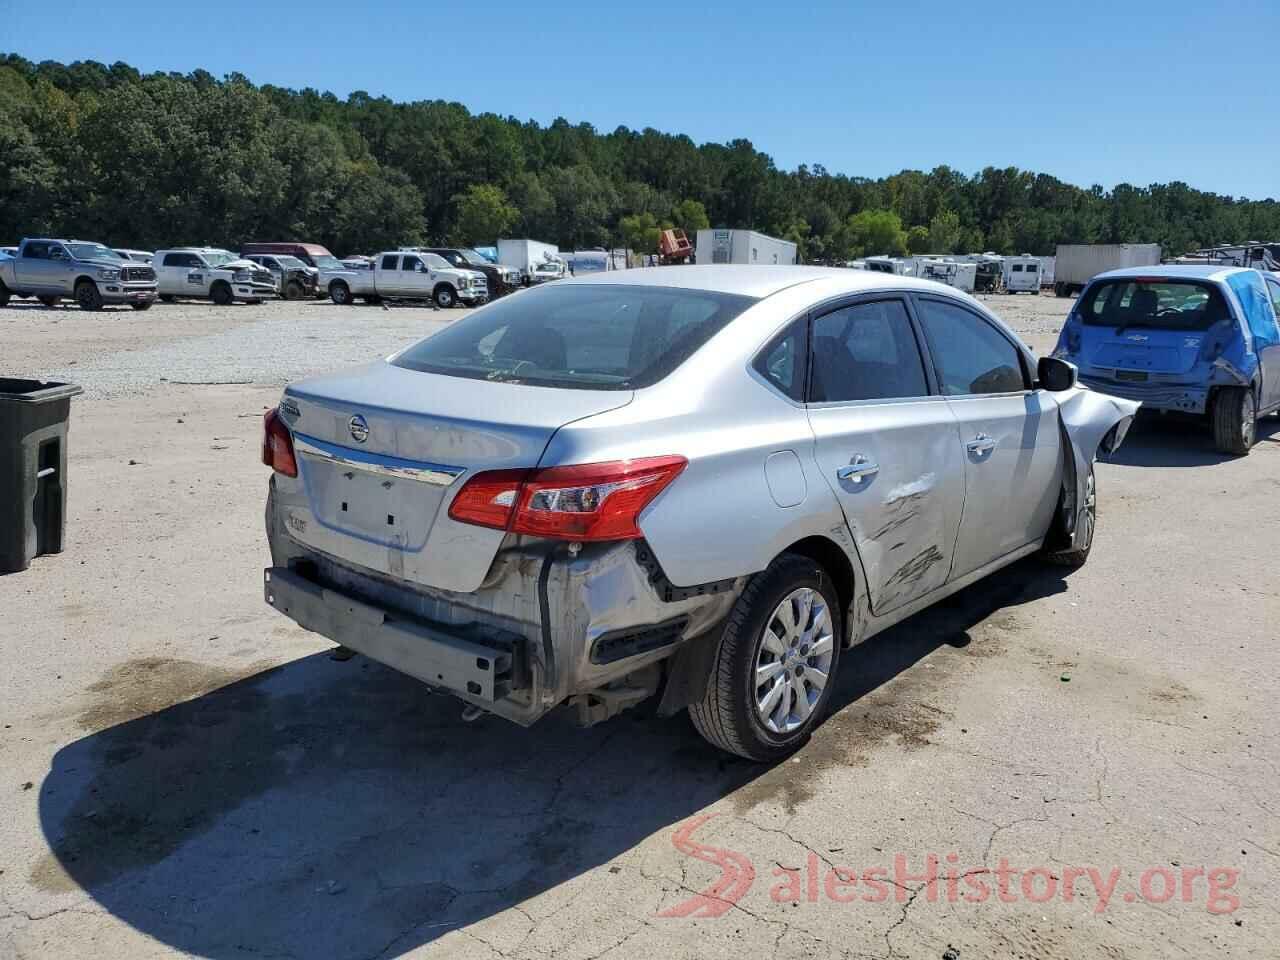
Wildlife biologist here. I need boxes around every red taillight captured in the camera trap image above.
[448,456,687,542]
[262,408,298,478]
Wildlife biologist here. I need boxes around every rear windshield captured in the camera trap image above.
[1080,279,1230,331]
[391,283,757,389]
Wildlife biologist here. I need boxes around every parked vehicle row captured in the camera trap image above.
[261,265,1139,760]
[0,238,158,310]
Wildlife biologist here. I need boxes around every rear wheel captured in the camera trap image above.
[75,280,103,311]
[329,280,352,305]
[210,281,233,306]
[1212,386,1256,456]
[38,295,59,307]
[689,554,842,761]
[433,284,456,309]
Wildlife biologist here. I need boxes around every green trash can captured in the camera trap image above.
[0,378,84,574]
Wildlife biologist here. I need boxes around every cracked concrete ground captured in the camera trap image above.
[1,294,1278,959]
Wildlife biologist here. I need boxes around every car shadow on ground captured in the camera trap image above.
[36,558,1069,958]
[1106,410,1280,468]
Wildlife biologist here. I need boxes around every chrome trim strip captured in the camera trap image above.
[293,434,464,486]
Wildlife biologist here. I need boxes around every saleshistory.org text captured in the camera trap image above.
[657,816,1241,919]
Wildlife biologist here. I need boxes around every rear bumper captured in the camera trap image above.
[1079,375,1208,414]
[263,481,741,725]
[265,566,525,703]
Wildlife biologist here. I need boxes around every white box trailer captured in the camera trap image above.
[1053,243,1161,297]
[912,257,977,293]
[497,238,560,284]
[695,229,797,265]
[1003,254,1043,294]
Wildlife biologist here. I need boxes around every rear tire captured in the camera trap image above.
[75,280,103,311]
[1212,386,1256,456]
[689,554,842,762]
[329,281,352,305]
[1042,466,1095,568]
[0,282,9,307]
[38,295,59,307]
[433,284,456,309]
[210,281,233,306]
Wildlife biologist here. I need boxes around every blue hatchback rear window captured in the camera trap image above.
[1080,279,1228,332]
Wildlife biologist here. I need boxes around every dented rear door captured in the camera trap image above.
[805,296,967,615]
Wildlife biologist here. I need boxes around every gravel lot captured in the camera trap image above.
[1,289,1277,960]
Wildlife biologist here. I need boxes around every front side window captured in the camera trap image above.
[916,298,1027,396]
[810,299,929,403]
[392,283,757,390]
[401,255,423,272]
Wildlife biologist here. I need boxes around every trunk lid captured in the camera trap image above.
[1083,327,1206,376]
[280,361,631,593]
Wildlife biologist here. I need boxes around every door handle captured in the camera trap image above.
[966,434,998,455]
[837,455,880,484]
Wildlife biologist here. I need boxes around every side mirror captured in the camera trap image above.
[1038,355,1078,392]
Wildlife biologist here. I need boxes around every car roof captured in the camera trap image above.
[1094,264,1251,283]
[556,264,958,299]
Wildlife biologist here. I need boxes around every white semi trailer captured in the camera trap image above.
[1053,243,1161,297]
[695,229,797,266]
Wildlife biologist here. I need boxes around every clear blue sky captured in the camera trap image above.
[6,0,1277,200]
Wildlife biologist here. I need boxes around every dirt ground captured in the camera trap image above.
[1,288,1277,959]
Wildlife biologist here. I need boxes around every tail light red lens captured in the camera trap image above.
[448,456,687,542]
[262,408,298,478]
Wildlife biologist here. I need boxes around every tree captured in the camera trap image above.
[845,209,907,257]
[670,198,710,234]
[451,183,518,245]
[926,209,963,254]
[906,225,931,254]
[619,211,661,254]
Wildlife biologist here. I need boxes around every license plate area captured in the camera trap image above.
[1115,369,1149,382]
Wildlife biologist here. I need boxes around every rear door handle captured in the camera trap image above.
[837,455,880,484]
[966,434,998,455]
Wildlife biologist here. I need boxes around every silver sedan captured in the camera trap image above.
[262,266,1138,760]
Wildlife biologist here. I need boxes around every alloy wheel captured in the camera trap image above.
[753,587,834,735]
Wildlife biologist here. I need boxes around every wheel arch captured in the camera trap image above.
[775,535,856,640]
[74,274,98,289]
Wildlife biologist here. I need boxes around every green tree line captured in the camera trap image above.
[3,55,1278,260]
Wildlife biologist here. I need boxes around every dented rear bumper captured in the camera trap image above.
[264,480,741,725]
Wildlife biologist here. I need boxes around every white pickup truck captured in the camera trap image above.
[324,251,488,308]
[153,248,277,305]
[0,238,158,310]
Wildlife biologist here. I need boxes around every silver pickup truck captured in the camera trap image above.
[324,251,488,308]
[0,238,159,310]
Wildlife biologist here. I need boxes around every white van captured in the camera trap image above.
[1003,254,1041,294]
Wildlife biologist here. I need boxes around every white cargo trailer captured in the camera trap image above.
[913,257,977,293]
[695,229,797,266]
[1003,254,1042,294]
[1053,243,1161,297]
[497,238,561,285]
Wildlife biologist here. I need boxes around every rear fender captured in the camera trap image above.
[1055,385,1140,550]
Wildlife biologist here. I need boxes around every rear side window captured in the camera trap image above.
[754,319,808,402]
[1081,279,1228,332]
[916,298,1027,395]
[810,300,929,402]
[392,283,757,390]
[380,255,398,270]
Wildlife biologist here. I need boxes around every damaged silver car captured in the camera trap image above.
[262,266,1138,761]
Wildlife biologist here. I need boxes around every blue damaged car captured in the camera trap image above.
[1051,265,1280,455]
